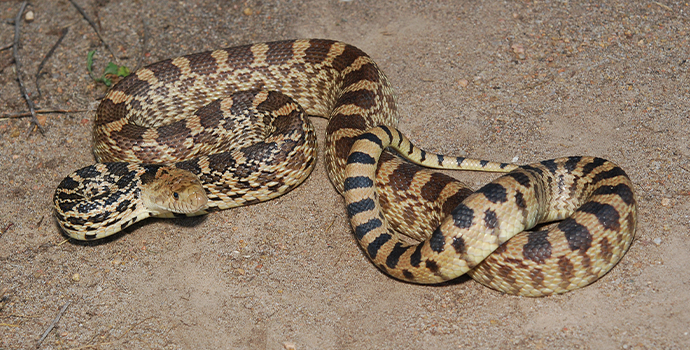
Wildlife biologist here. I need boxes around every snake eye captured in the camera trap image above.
[173,192,179,200]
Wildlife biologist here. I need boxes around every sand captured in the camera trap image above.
[1,1,689,349]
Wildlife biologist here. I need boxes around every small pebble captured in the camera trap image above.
[283,342,296,350]
[458,79,469,88]
[25,10,34,22]
[243,7,253,15]
[511,43,525,54]
[661,198,671,207]
[653,238,661,246]
[511,43,526,60]
[72,273,81,282]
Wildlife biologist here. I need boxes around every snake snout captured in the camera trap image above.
[171,186,208,213]
[143,167,210,215]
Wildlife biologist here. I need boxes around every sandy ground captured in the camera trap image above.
[1,0,689,349]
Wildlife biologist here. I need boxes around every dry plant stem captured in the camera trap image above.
[0,288,8,315]
[13,1,44,135]
[36,27,69,97]
[68,0,117,60]
[1,222,14,237]
[36,301,71,349]
[134,19,149,72]
[0,109,88,119]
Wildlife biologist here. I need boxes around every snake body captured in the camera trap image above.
[55,89,316,238]
[53,39,636,295]
[344,126,636,295]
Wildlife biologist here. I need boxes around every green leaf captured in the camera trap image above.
[86,50,96,75]
[86,50,130,87]
[103,62,120,76]
[117,65,130,77]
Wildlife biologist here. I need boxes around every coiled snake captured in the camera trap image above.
[53,39,636,296]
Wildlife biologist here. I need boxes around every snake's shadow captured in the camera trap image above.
[361,223,564,288]
[58,215,208,246]
[350,242,475,287]
[436,275,473,287]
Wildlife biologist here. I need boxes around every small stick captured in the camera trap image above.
[133,19,149,72]
[117,316,154,339]
[0,43,12,51]
[1,222,14,237]
[68,343,113,350]
[0,287,7,305]
[68,0,116,60]
[0,109,88,119]
[653,1,672,11]
[324,216,337,233]
[36,301,71,348]
[12,2,44,135]
[4,313,40,318]
[36,27,69,97]
[1,57,16,73]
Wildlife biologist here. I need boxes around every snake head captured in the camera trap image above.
[141,166,208,216]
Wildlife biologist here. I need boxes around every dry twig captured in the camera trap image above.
[68,0,117,59]
[0,288,8,309]
[36,301,71,349]
[12,2,44,135]
[653,1,673,11]
[134,19,149,72]
[1,109,88,119]
[35,27,69,97]
[68,343,113,350]
[1,223,14,237]
[117,316,155,339]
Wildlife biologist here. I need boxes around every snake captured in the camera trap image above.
[344,126,636,296]
[53,39,636,296]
